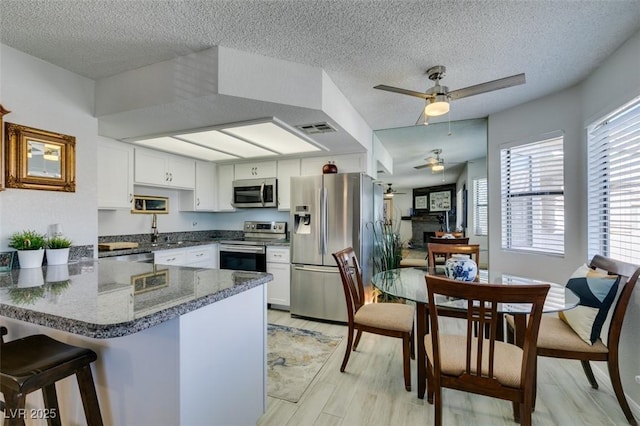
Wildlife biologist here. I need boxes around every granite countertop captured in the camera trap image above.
[0,260,272,338]
[98,238,290,258]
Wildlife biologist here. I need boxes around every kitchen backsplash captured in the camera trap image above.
[98,230,244,245]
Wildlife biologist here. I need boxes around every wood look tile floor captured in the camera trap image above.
[259,308,632,426]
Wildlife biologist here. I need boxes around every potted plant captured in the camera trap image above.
[8,230,46,268]
[46,236,72,265]
[368,219,404,302]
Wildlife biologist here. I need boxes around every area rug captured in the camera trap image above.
[267,324,342,403]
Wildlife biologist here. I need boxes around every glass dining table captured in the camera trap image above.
[371,267,580,399]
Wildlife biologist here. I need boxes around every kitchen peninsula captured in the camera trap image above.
[0,259,272,425]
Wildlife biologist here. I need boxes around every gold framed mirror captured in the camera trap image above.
[4,122,76,192]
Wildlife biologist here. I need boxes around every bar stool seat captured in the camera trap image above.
[0,333,103,426]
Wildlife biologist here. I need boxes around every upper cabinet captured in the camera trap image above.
[98,140,134,209]
[300,153,366,176]
[134,147,195,189]
[276,159,300,211]
[180,160,217,212]
[216,163,236,211]
[234,161,277,180]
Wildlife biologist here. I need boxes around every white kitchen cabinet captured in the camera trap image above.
[234,161,277,180]
[300,153,367,176]
[276,159,301,211]
[186,244,218,268]
[134,147,195,189]
[266,246,290,309]
[98,140,134,209]
[154,244,218,269]
[216,163,236,211]
[153,248,187,266]
[180,161,217,212]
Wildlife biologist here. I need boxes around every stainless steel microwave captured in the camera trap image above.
[232,178,278,208]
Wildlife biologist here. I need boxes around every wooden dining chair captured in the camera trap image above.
[429,236,469,245]
[427,243,480,277]
[507,255,640,425]
[424,275,549,426]
[332,247,416,391]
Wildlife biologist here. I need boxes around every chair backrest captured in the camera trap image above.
[588,254,640,348]
[435,231,464,238]
[425,275,549,392]
[429,236,469,245]
[333,247,365,324]
[428,243,480,273]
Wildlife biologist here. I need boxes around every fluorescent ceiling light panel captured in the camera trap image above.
[224,122,322,155]
[134,137,239,161]
[176,130,275,158]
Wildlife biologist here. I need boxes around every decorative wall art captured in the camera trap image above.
[429,190,452,212]
[415,195,428,210]
[4,122,76,192]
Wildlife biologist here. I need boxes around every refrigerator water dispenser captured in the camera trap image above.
[294,206,311,234]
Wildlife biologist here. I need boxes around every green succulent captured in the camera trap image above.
[8,230,46,250]
[46,236,72,249]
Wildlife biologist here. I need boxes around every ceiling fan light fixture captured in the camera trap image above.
[424,95,450,116]
[431,164,445,172]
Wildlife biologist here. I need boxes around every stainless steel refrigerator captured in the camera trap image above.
[290,172,377,322]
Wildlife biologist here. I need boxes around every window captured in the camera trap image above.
[500,135,565,254]
[588,96,640,263]
[473,178,488,236]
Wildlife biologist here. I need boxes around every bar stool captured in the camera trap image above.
[0,329,103,426]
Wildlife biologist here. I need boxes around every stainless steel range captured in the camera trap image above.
[219,221,287,272]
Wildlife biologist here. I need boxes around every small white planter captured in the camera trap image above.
[46,248,70,265]
[17,249,45,269]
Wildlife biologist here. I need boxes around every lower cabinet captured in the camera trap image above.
[154,244,218,269]
[266,246,290,309]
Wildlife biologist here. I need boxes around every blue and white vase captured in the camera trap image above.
[444,254,477,282]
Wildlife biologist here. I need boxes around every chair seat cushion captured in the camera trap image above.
[558,264,620,345]
[400,258,427,268]
[537,314,608,353]
[1,334,97,389]
[354,302,414,332]
[424,334,524,387]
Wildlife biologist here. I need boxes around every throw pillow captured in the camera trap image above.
[558,264,620,345]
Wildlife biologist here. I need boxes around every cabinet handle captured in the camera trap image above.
[129,194,133,202]
[170,172,173,182]
[196,198,200,206]
[195,253,204,257]
[165,172,169,182]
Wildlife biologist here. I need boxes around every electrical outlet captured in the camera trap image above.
[635,375,640,385]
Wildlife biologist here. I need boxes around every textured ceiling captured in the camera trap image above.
[2,0,640,188]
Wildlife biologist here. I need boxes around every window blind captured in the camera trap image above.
[587,96,640,263]
[501,136,565,254]
[473,178,488,236]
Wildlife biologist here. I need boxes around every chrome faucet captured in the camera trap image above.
[151,213,159,243]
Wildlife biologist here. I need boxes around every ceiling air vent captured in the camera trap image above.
[296,122,337,135]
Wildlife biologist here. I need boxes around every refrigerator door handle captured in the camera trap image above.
[322,187,329,254]
[318,188,324,255]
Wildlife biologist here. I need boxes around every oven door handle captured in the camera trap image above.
[260,182,265,206]
[219,245,266,254]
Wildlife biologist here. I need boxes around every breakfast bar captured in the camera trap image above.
[0,259,272,425]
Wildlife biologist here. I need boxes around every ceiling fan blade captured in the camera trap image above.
[414,163,432,170]
[374,84,429,100]
[448,73,525,100]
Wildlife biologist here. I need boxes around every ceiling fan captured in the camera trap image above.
[374,65,525,123]
[384,183,406,197]
[414,149,459,172]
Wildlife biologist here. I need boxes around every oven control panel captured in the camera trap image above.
[243,221,287,234]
